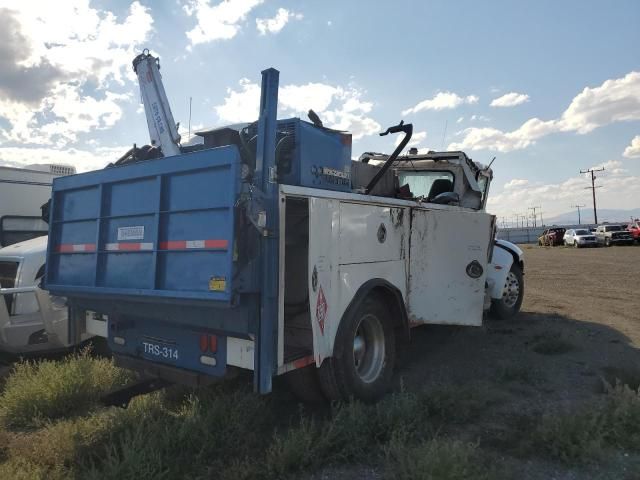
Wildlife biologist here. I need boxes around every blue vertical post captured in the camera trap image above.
[254,68,279,393]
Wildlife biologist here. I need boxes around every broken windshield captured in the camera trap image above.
[397,171,454,198]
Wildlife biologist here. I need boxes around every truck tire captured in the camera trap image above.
[605,237,611,247]
[318,297,395,403]
[285,365,326,403]
[491,263,524,320]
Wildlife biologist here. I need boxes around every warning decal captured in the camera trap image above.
[316,285,327,335]
[209,276,226,292]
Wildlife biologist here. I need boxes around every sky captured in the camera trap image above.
[0,0,638,223]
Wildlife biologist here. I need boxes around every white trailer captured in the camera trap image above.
[0,164,75,247]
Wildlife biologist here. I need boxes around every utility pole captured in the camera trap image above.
[529,206,541,228]
[580,167,604,224]
[571,204,585,225]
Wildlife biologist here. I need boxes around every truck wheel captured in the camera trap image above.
[318,297,395,403]
[605,238,611,247]
[574,241,579,248]
[491,264,524,320]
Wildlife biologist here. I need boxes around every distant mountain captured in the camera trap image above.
[545,208,640,226]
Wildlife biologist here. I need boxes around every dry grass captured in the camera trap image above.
[0,348,133,429]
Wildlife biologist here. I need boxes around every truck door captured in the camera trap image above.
[408,208,493,326]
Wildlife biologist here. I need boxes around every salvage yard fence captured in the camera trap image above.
[496,224,598,244]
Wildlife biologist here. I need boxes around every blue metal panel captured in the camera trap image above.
[109,316,227,376]
[53,186,100,221]
[249,118,352,192]
[46,147,241,304]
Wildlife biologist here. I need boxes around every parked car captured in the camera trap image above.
[538,227,566,246]
[627,221,640,243]
[595,224,634,246]
[563,228,598,248]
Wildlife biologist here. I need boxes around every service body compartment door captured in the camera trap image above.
[408,209,493,326]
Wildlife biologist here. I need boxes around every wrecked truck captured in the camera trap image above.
[43,66,523,403]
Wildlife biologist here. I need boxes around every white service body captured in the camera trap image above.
[223,185,519,373]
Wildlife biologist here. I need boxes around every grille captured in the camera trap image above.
[0,261,19,314]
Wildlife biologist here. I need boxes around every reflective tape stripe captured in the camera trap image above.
[57,243,96,253]
[105,242,154,251]
[292,355,315,369]
[159,239,228,250]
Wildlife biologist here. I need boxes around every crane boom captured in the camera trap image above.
[132,50,181,157]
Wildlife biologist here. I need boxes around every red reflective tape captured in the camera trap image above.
[57,243,95,253]
[204,239,228,249]
[159,240,186,250]
[117,243,142,251]
[159,240,228,250]
[293,355,315,370]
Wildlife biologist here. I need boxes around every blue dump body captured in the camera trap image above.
[46,146,240,303]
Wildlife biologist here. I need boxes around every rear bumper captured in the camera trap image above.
[113,353,235,387]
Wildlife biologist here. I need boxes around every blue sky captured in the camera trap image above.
[0,0,638,221]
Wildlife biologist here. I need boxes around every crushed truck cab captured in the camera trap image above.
[45,63,523,402]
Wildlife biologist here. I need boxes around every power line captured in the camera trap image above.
[579,167,604,224]
[571,204,586,225]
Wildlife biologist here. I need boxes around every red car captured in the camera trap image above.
[538,227,566,246]
[628,221,640,243]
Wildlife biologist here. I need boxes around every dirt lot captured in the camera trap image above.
[0,245,638,479]
[312,244,640,479]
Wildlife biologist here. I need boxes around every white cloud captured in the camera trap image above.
[256,8,302,35]
[215,79,381,139]
[395,130,427,148]
[589,159,627,175]
[622,135,640,158]
[0,145,130,173]
[504,178,529,189]
[402,92,479,116]
[490,92,530,108]
[488,168,640,219]
[559,72,640,134]
[183,0,263,45]
[450,71,640,152]
[456,116,464,124]
[214,78,261,123]
[0,1,153,147]
[449,118,558,152]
